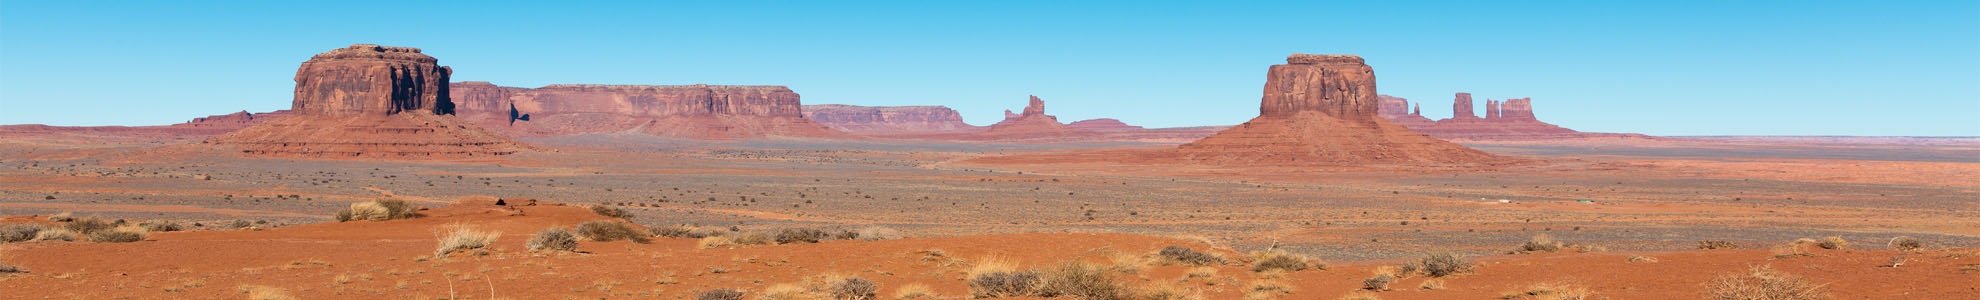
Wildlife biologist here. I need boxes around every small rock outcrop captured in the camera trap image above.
[206,44,525,158]
[801,104,980,132]
[1067,118,1144,131]
[1176,54,1497,165]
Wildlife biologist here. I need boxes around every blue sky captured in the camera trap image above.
[3,1,1975,136]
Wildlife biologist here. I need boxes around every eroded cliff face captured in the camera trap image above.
[801,104,979,132]
[1376,94,1645,140]
[1177,54,1498,165]
[1451,93,1477,120]
[450,82,847,139]
[290,44,454,116]
[975,95,1089,140]
[206,44,525,158]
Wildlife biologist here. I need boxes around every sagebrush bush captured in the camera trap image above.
[591,205,634,219]
[527,227,579,252]
[1250,250,1316,273]
[0,224,45,243]
[696,289,746,300]
[1362,274,1394,291]
[433,226,500,257]
[1698,240,1742,250]
[1417,251,1474,277]
[774,228,830,244]
[830,277,879,300]
[1708,266,1830,300]
[1038,261,1127,299]
[576,220,651,243]
[88,229,146,243]
[1518,234,1563,253]
[1889,236,1923,252]
[1158,245,1224,266]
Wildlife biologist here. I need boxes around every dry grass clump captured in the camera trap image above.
[1416,251,1475,277]
[33,228,77,241]
[1773,240,1816,259]
[1244,280,1293,300]
[1338,291,1381,300]
[1707,265,1829,300]
[1888,236,1923,252]
[139,220,182,232]
[1501,282,1592,300]
[338,199,421,221]
[576,220,651,244]
[46,212,75,222]
[433,226,500,257]
[830,277,879,300]
[698,232,772,249]
[527,227,578,252]
[1,224,45,243]
[1361,274,1395,291]
[88,226,148,243]
[1037,261,1129,299]
[1158,245,1225,266]
[238,285,296,300]
[967,258,1042,298]
[1518,234,1564,253]
[1249,250,1319,273]
[1815,237,1848,250]
[892,283,939,300]
[759,283,807,300]
[1628,255,1658,263]
[696,288,746,300]
[1418,279,1445,290]
[851,226,904,241]
[63,216,115,234]
[0,262,24,274]
[652,224,726,239]
[591,205,634,219]
[1698,240,1742,250]
[774,228,831,244]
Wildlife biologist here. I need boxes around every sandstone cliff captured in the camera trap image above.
[450,82,847,139]
[801,104,980,132]
[1376,93,1647,140]
[975,95,1090,140]
[1176,54,1497,165]
[207,44,525,158]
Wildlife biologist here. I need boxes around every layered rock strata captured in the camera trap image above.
[1176,54,1497,164]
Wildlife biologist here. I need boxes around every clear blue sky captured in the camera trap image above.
[3,1,1975,136]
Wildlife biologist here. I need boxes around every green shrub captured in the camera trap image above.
[576,220,651,244]
[527,227,578,252]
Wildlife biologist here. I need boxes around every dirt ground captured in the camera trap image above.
[1,134,1976,299]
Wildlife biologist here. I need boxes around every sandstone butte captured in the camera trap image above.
[800,104,982,133]
[450,82,850,139]
[204,44,526,158]
[1378,93,1651,140]
[1174,54,1499,165]
[971,95,1093,140]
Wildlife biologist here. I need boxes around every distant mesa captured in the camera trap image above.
[801,104,981,133]
[973,95,1093,140]
[1378,93,1650,140]
[451,82,850,139]
[1175,54,1499,165]
[205,44,526,158]
[1067,118,1144,131]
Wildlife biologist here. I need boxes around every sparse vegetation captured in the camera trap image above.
[773,228,831,244]
[1698,240,1742,250]
[63,216,114,234]
[1518,234,1564,253]
[852,226,904,241]
[591,205,634,219]
[1250,250,1318,273]
[1158,245,1224,266]
[526,227,579,252]
[1416,251,1474,277]
[698,232,772,249]
[575,220,651,243]
[1,224,45,243]
[434,226,500,257]
[1361,274,1394,291]
[1889,236,1923,252]
[0,262,24,274]
[651,224,712,238]
[1502,283,1592,300]
[33,228,77,241]
[1773,240,1815,259]
[1816,237,1848,250]
[340,199,421,221]
[697,288,746,300]
[1244,280,1293,300]
[892,283,939,300]
[1418,279,1445,290]
[88,227,147,243]
[1708,265,1829,300]
[1037,261,1128,299]
[139,220,182,232]
[968,258,1041,298]
[46,212,75,222]
[238,285,296,300]
[1628,255,1658,263]
[829,277,879,300]
[1338,291,1381,300]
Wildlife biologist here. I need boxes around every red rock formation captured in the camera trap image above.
[1499,97,1536,120]
[1376,94,1648,140]
[1451,93,1477,119]
[1485,99,1501,119]
[450,82,848,139]
[177,110,292,129]
[1066,118,1144,131]
[974,95,1091,140]
[801,104,981,132]
[1176,54,1497,165]
[1378,95,1410,118]
[206,44,525,158]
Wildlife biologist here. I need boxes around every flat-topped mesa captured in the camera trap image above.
[448,82,844,139]
[1499,97,1536,120]
[291,44,453,116]
[1258,54,1378,119]
[1377,95,1411,118]
[801,104,978,132]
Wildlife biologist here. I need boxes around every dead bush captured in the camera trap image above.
[46,212,75,222]
[1337,291,1380,300]
[1250,250,1318,273]
[88,229,146,243]
[651,225,703,238]
[830,277,879,300]
[1698,240,1742,250]
[63,217,114,234]
[1417,251,1474,277]
[0,262,23,273]
[1708,265,1829,300]
[1038,261,1128,299]
[854,226,904,241]
[1158,245,1224,266]
[1504,282,1593,300]
[892,283,939,299]
[140,221,182,232]
[774,228,831,244]
[1816,237,1848,250]
[968,258,1041,298]
[527,227,579,252]
[434,226,500,257]
[696,289,746,300]
[1518,234,1563,253]
[344,199,421,221]
[1,224,45,243]
[591,205,634,219]
[33,228,76,241]
[1888,236,1923,252]
[1362,274,1394,291]
[576,220,651,244]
